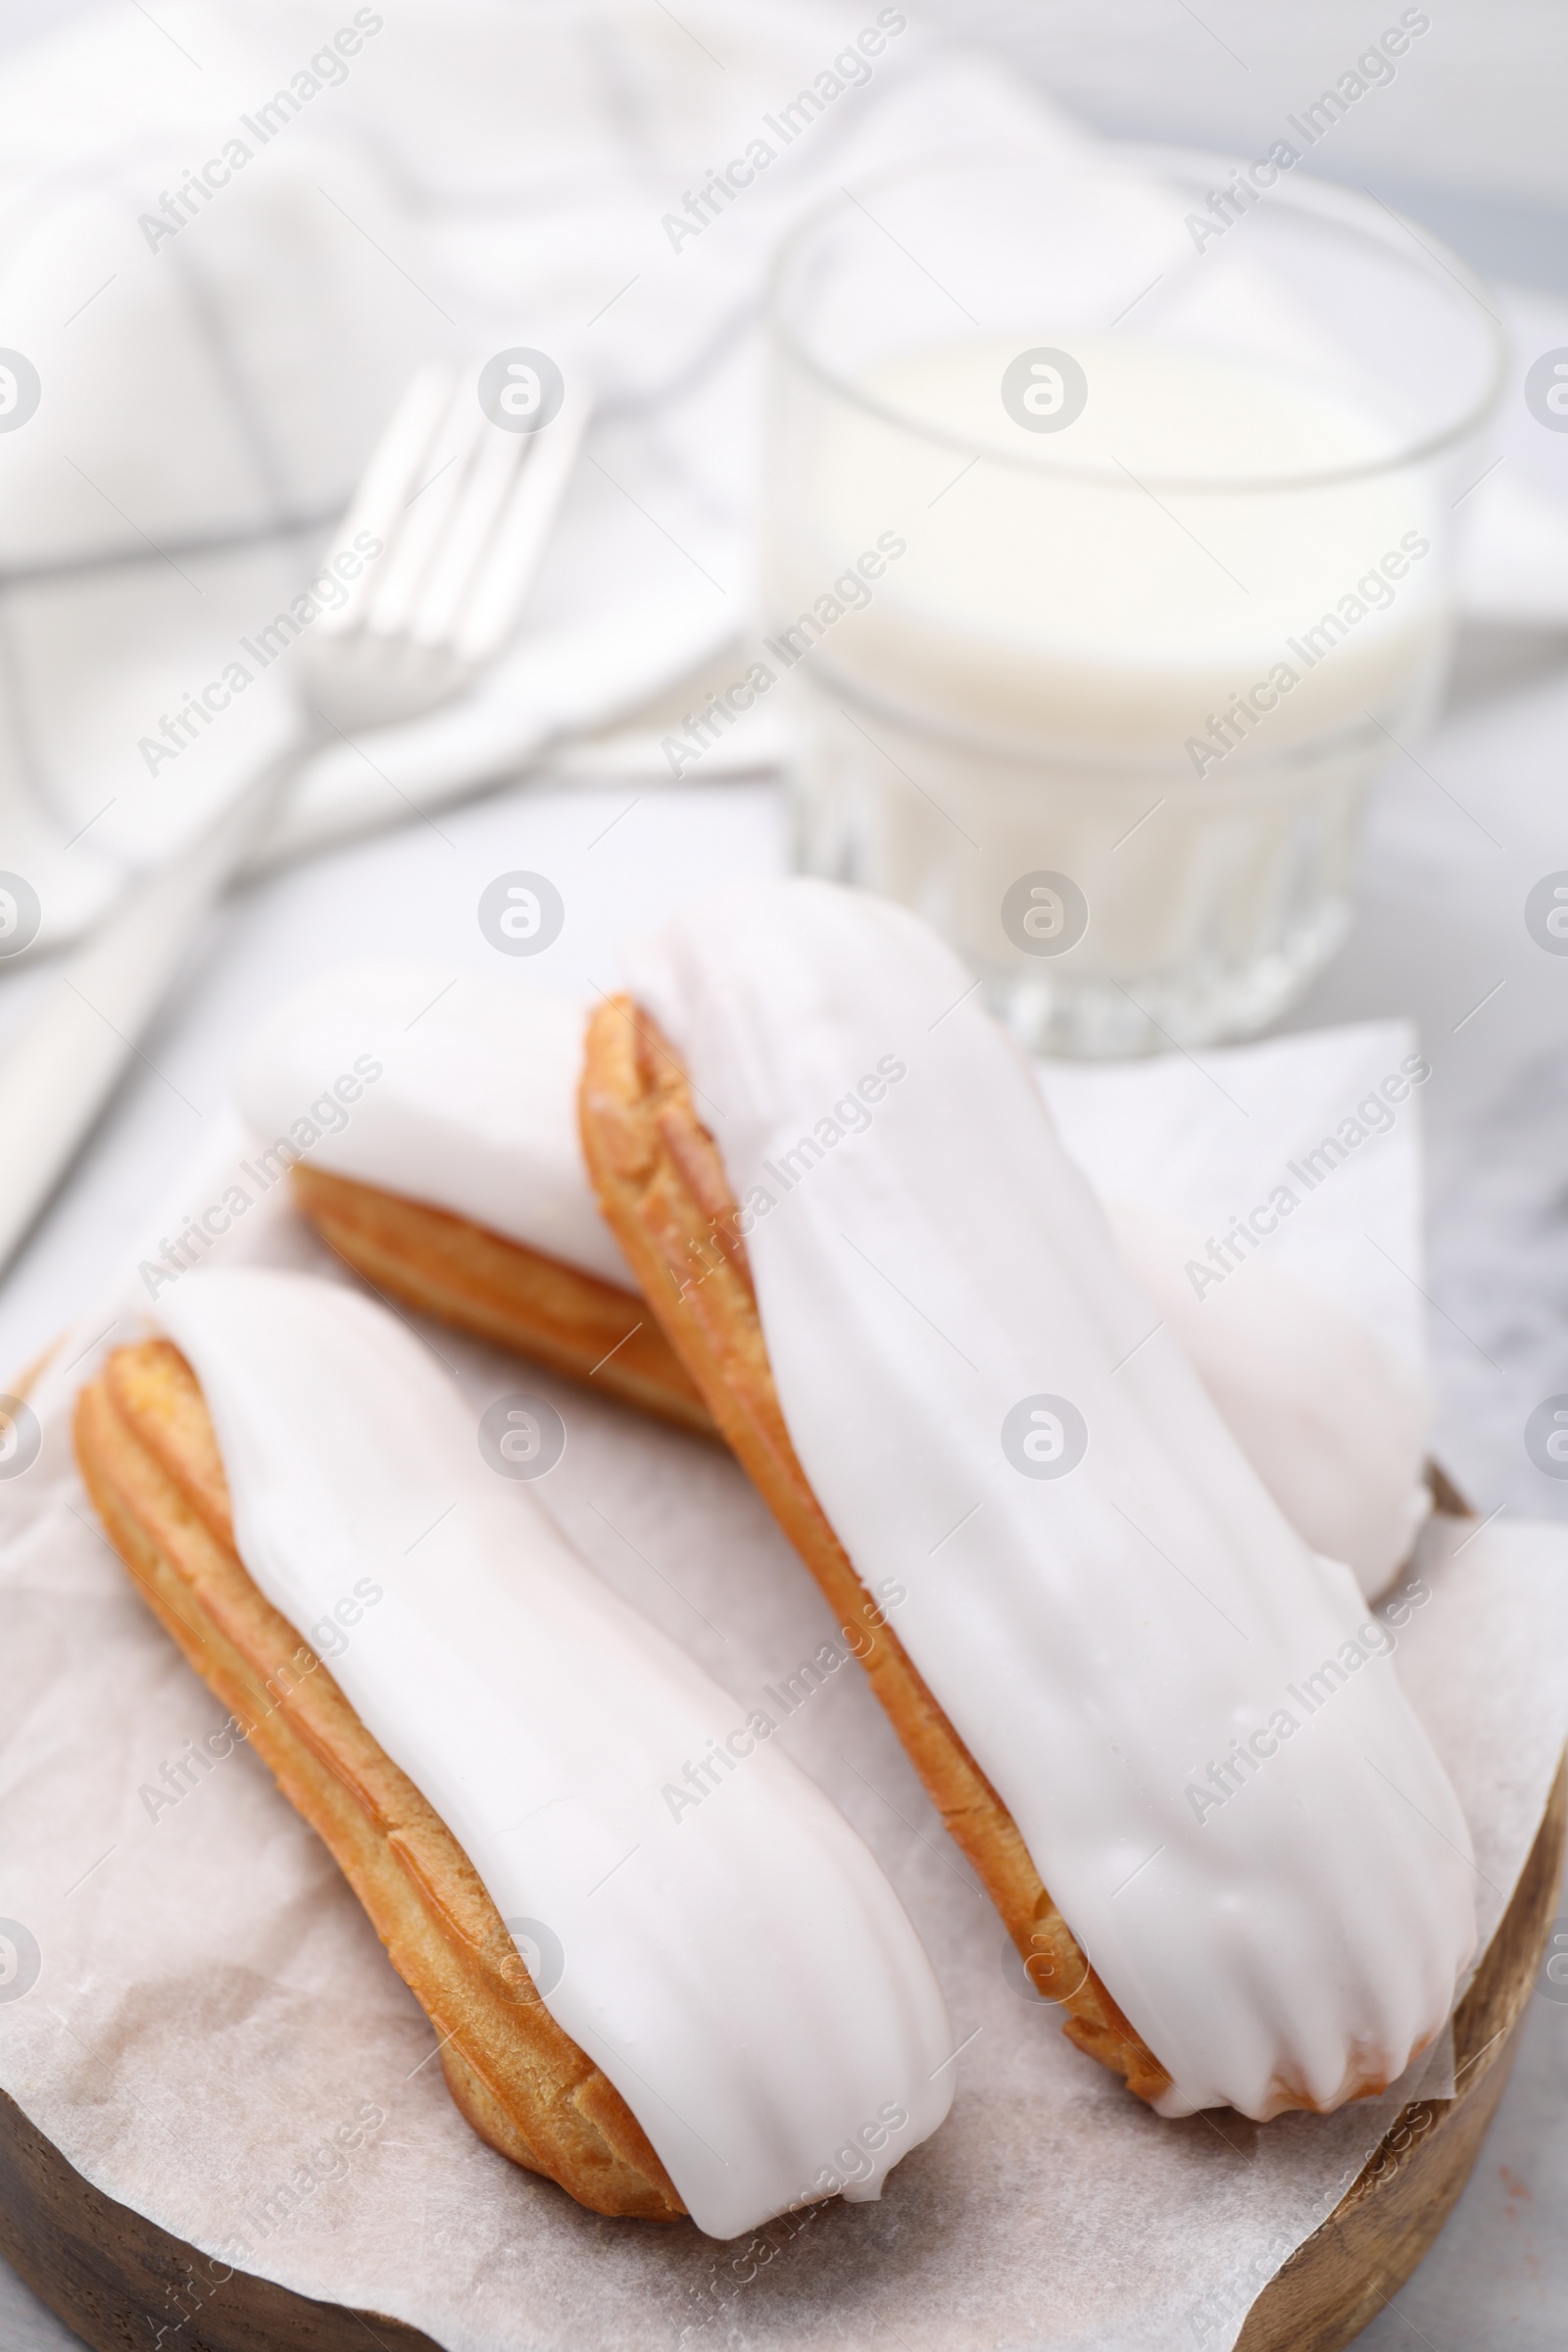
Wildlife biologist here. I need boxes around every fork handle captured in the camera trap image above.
[0,751,301,1276]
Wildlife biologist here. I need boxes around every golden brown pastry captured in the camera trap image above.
[74,1337,684,2220]
[290,1162,716,1439]
[578,994,1170,2106]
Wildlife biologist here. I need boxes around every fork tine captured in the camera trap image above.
[315,365,455,639]
[451,378,590,665]
[408,416,528,648]
[362,376,487,642]
[306,356,589,728]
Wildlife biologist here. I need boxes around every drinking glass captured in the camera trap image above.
[761,147,1506,1054]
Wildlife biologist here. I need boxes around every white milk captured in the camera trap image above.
[766,337,1453,1050]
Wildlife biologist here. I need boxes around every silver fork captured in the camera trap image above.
[0,359,589,1277]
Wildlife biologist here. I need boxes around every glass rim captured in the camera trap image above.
[767,141,1512,496]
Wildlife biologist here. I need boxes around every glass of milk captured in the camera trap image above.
[762,148,1505,1054]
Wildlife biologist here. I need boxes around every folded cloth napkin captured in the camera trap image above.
[1,0,1564,956]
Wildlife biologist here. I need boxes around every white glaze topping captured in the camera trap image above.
[157,1269,954,2236]
[623,880,1477,2121]
[237,961,633,1288]
[1104,1200,1432,1598]
[236,962,1431,1593]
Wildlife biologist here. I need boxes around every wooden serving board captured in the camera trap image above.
[3,1751,1560,2352]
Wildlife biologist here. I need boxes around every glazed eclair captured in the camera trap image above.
[74,1268,954,2235]
[239,965,713,1436]
[239,960,1431,1597]
[577,879,1477,2123]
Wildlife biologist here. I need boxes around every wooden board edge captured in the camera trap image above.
[1240,1745,1568,2350]
[0,2083,443,2352]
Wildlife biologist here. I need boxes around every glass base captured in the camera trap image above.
[982,892,1353,1056]
[785,666,1400,1058]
